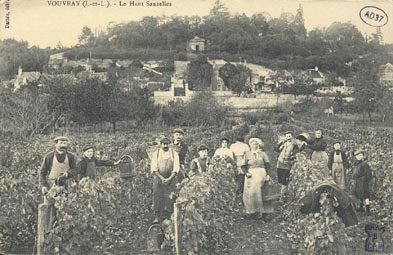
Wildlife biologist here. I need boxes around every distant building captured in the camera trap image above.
[188,36,206,52]
[14,67,41,91]
[307,66,325,84]
[380,62,393,81]
[48,52,66,69]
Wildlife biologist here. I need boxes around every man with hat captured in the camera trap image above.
[190,145,212,175]
[77,144,121,181]
[171,128,189,181]
[327,141,350,190]
[151,136,180,223]
[352,149,373,215]
[39,136,77,195]
[274,131,305,198]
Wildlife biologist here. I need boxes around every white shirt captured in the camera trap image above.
[214,147,234,160]
[230,142,250,167]
[150,149,180,174]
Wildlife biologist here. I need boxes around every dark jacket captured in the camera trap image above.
[327,151,350,170]
[78,156,114,180]
[353,160,373,199]
[172,142,188,165]
[39,150,77,189]
[308,137,327,152]
[300,181,358,227]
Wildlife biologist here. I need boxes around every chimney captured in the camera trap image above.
[18,66,22,76]
[315,66,318,71]
[244,59,247,65]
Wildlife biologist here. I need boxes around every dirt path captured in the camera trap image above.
[228,129,295,255]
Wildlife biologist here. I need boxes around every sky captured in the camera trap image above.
[0,0,392,48]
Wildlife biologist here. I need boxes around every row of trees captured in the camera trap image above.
[0,75,158,137]
[74,1,393,77]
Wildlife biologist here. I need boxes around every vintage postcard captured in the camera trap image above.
[0,0,392,254]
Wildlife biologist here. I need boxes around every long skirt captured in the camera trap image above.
[312,151,328,167]
[332,163,346,190]
[153,177,176,215]
[243,168,266,214]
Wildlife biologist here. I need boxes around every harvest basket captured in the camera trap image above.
[147,223,165,253]
[146,146,159,160]
[262,182,281,201]
[119,155,136,179]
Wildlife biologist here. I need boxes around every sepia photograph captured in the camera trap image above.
[0,0,392,254]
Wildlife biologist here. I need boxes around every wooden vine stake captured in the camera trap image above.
[174,202,182,255]
[37,196,56,255]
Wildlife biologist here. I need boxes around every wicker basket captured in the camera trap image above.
[146,146,159,160]
[119,155,136,179]
[262,183,281,201]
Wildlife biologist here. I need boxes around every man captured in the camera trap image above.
[274,131,305,198]
[171,128,189,180]
[39,136,77,195]
[151,136,180,223]
[230,136,250,195]
[190,145,211,175]
[77,144,121,181]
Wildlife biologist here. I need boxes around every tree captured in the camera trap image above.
[351,64,380,121]
[0,83,52,137]
[209,0,229,18]
[291,4,307,38]
[78,26,95,46]
[375,83,393,122]
[186,55,213,90]
[218,63,251,95]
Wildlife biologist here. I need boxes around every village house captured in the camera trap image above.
[306,66,325,84]
[48,52,66,69]
[380,62,393,81]
[13,67,41,91]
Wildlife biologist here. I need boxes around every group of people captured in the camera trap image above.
[275,128,373,215]
[39,127,374,227]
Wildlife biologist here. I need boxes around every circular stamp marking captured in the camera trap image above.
[359,6,388,27]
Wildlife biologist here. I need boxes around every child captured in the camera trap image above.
[274,131,305,198]
[352,149,373,215]
[190,145,211,175]
[78,144,120,180]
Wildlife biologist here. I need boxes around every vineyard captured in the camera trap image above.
[1,119,393,254]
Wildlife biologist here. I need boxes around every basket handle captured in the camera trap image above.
[120,155,133,163]
[148,223,163,235]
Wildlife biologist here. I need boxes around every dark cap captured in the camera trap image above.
[160,137,171,144]
[220,137,229,142]
[354,149,363,156]
[283,131,293,135]
[173,128,185,134]
[82,144,94,152]
[333,140,341,145]
[54,136,69,142]
[198,145,208,151]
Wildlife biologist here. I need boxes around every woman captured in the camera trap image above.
[308,129,328,166]
[241,138,271,221]
[352,149,373,215]
[214,137,235,169]
[327,141,350,190]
